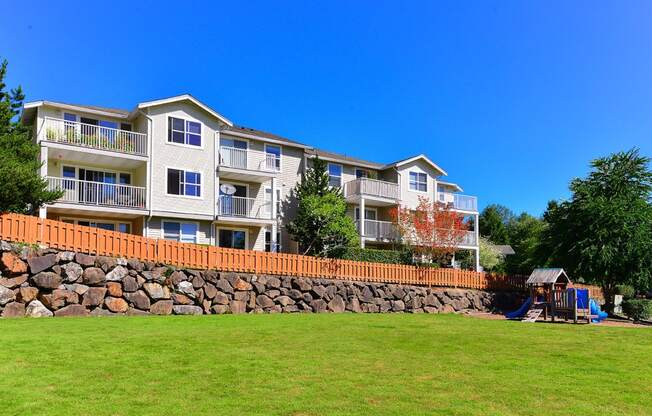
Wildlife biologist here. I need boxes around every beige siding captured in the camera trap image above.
[146,217,213,245]
[397,160,440,210]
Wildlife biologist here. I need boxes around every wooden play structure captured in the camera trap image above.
[525,268,593,324]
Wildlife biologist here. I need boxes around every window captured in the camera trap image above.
[119,173,131,185]
[62,166,76,190]
[167,168,201,197]
[328,163,343,187]
[355,168,369,179]
[264,187,282,216]
[265,229,281,252]
[265,144,281,171]
[163,221,197,243]
[64,113,77,122]
[61,218,132,234]
[355,208,377,221]
[120,123,132,131]
[168,117,202,146]
[219,229,246,249]
[409,171,427,192]
[221,138,248,149]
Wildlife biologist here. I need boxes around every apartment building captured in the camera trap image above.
[21,94,480,270]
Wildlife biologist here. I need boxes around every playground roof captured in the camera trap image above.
[526,268,571,285]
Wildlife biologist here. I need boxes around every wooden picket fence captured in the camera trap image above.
[0,212,533,291]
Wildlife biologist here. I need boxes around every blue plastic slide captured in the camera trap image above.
[590,299,608,323]
[505,297,532,319]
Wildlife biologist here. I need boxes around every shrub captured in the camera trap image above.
[341,247,413,265]
[615,284,636,299]
[622,299,652,322]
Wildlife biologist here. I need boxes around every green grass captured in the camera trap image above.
[0,314,650,415]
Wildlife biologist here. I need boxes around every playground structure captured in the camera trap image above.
[506,268,607,323]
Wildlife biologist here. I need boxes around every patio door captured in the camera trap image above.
[78,168,116,205]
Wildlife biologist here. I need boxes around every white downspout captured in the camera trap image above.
[138,109,154,237]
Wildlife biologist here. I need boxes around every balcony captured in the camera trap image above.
[437,192,478,212]
[356,220,399,241]
[42,117,147,157]
[217,146,280,182]
[46,177,146,211]
[344,178,400,205]
[217,195,274,225]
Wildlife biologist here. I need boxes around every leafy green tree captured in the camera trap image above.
[0,58,61,214]
[286,157,358,257]
[478,204,514,244]
[541,148,652,308]
[504,213,546,275]
[478,237,505,272]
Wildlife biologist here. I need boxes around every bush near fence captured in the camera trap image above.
[1,213,535,291]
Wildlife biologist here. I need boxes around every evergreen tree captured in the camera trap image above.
[0,58,61,214]
[478,204,513,244]
[286,157,358,257]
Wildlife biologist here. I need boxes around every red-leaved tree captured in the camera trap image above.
[390,196,469,264]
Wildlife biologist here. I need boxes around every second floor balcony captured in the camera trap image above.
[437,192,478,212]
[42,117,148,157]
[217,146,280,182]
[46,176,146,210]
[344,178,400,204]
[356,219,399,241]
[217,195,274,224]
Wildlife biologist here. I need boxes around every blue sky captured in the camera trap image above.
[2,1,651,215]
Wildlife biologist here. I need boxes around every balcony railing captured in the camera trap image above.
[356,220,399,240]
[460,230,477,246]
[218,195,271,219]
[42,117,148,157]
[47,177,146,209]
[218,146,280,172]
[437,192,478,212]
[344,178,400,200]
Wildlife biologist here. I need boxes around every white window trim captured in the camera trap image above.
[166,115,204,149]
[162,220,200,243]
[354,207,378,221]
[328,163,343,188]
[264,186,282,216]
[355,168,369,179]
[61,217,132,233]
[165,166,203,199]
[216,226,249,249]
[408,171,428,193]
[264,143,282,172]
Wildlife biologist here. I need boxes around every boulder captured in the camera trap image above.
[191,275,205,289]
[172,293,192,305]
[311,285,327,299]
[230,300,246,314]
[126,308,150,316]
[150,300,173,315]
[25,300,53,317]
[1,302,25,318]
[27,254,57,274]
[234,291,249,301]
[82,267,106,285]
[127,258,144,272]
[211,304,229,314]
[0,240,12,251]
[18,286,39,302]
[105,297,129,313]
[143,282,170,300]
[105,265,128,282]
[54,304,89,317]
[169,270,187,286]
[82,287,107,307]
[106,282,123,297]
[66,283,89,296]
[347,297,362,313]
[215,279,234,294]
[202,270,219,284]
[233,277,252,291]
[310,299,328,313]
[122,276,139,292]
[75,253,96,267]
[360,286,374,303]
[51,289,79,308]
[204,283,217,299]
[391,300,405,312]
[328,295,346,313]
[441,304,455,313]
[266,276,281,289]
[256,295,274,308]
[61,262,83,282]
[275,295,295,307]
[124,290,151,310]
[0,274,28,288]
[213,292,230,305]
[32,272,62,289]
[95,256,117,272]
[173,305,203,315]
[292,278,312,291]
[90,308,121,317]
[177,281,196,297]
[1,252,28,274]
[55,251,75,262]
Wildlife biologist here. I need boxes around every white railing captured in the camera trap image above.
[460,230,477,246]
[356,220,399,240]
[437,192,478,212]
[219,146,280,172]
[218,195,271,219]
[47,177,146,209]
[42,117,147,156]
[344,178,400,200]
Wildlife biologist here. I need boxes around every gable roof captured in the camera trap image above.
[385,154,448,176]
[137,94,233,126]
[526,268,571,285]
[22,100,131,123]
[437,180,463,192]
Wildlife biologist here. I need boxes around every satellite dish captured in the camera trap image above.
[220,184,237,195]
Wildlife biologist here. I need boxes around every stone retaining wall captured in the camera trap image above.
[0,241,522,318]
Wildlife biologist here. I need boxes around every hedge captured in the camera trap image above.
[341,247,413,265]
[622,299,652,322]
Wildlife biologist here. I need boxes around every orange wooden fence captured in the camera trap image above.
[1,212,533,291]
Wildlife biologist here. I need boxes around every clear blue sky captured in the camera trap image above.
[2,1,651,215]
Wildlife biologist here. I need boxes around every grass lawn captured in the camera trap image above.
[0,314,650,415]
